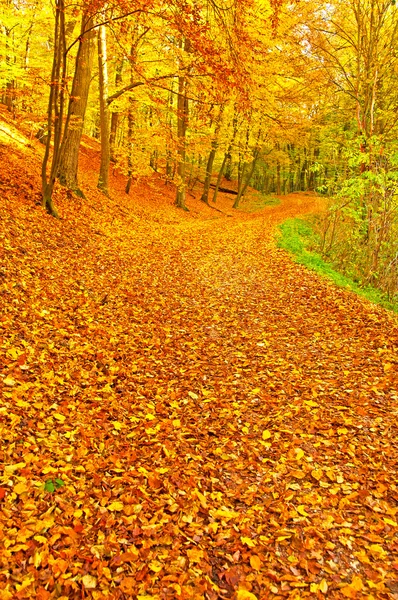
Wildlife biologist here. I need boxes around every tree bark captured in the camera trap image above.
[58,12,95,197]
[110,60,123,162]
[41,0,67,217]
[175,38,190,211]
[201,107,223,204]
[211,153,228,203]
[97,23,110,195]
[233,149,260,209]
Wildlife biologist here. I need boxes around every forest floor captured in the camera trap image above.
[1,109,398,600]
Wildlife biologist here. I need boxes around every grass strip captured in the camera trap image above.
[277,217,397,313]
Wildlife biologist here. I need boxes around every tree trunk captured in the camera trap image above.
[97,23,110,195]
[201,107,223,204]
[201,145,217,204]
[110,60,123,162]
[41,0,67,218]
[212,153,228,203]
[233,149,260,209]
[125,101,134,194]
[58,12,95,197]
[175,38,190,211]
[276,160,281,195]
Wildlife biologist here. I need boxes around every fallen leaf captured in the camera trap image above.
[53,413,66,423]
[319,579,328,594]
[241,537,256,547]
[108,501,124,512]
[13,481,28,495]
[82,574,97,589]
[296,505,310,517]
[250,555,262,570]
[236,591,258,600]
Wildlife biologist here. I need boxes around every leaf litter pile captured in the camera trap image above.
[1,141,398,600]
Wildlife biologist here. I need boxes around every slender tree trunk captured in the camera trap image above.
[4,25,16,114]
[276,160,281,195]
[97,23,110,195]
[213,114,237,203]
[41,0,66,218]
[125,41,137,194]
[175,38,190,211]
[212,153,228,203]
[125,100,134,194]
[233,149,260,209]
[165,86,174,184]
[201,107,224,204]
[58,12,95,197]
[110,60,123,162]
[201,143,218,204]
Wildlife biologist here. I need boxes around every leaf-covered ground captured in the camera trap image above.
[1,127,398,600]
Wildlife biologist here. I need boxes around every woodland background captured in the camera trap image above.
[1,0,398,301]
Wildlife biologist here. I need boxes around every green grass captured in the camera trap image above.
[277,217,398,313]
[240,193,280,213]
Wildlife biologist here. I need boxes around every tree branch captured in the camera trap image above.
[107,81,144,105]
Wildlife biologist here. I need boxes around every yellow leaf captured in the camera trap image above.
[188,391,198,400]
[187,548,204,563]
[53,413,66,423]
[34,535,47,544]
[350,575,363,591]
[4,377,16,387]
[250,555,262,570]
[383,517,398,527]
[319,579,328,594]
[148,560,163,573]
[296,505,310,517]
[173,419,181,427]
[340,586,357,598]
[212,508,240,520]
[241,536,256,547]
[304,400,318,407]
[368,544,387,559]
[236,591,258,600]
[14,482,28,495]
[16,399,30,409]
[291,469,306,479]
[108,501,124,512]
[33,550,43,568]
[82,574,97,589]
[112,421,123,430]
[5,462,26,473]
[9,544,28,553]
[353,549,371,564]
[295,448,305,461]
[311,468,323,481]
[145,413,155,421]
[262,430,271,440]
[7,347,22,359]
[195,489,208,509]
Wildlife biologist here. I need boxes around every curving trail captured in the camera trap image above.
[1,141,397,600]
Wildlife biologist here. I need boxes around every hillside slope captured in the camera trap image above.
[1,117,397,600]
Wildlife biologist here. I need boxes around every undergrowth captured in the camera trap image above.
[277,217,398,313]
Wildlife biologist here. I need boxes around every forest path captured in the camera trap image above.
[1,143,398,599]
